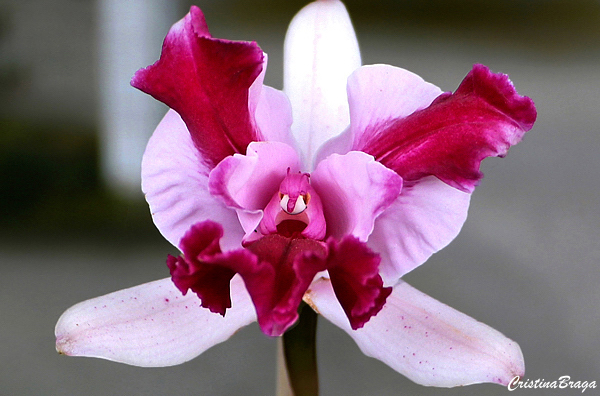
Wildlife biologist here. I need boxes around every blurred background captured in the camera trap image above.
[1,0,599,395]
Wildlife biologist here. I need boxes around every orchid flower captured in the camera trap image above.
[55,0,536,389]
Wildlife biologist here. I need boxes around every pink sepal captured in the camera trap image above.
[55,276,255,367]
[283,0,361,168]
[307,278,525,387]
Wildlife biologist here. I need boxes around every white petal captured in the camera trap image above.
[55,276,256,367]
[284,0,361,169]
[307,278,524,387]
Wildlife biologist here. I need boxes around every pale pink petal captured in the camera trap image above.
[208,141,301,241]
[311,151,402,241]
[283,0,361,168]
[141,110,244,251]
[307,278,524,387]
[55,276,256,367]
[369,176,471,284]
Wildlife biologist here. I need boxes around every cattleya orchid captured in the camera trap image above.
[56,0,536,390]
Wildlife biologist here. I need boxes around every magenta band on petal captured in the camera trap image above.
[325,235,392,330]
[131,6,264,169]
[354,64,537,192]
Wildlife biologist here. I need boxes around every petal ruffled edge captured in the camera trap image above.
[132,6,264,169]
[307,278,524,387]
[241,235,328,336]
[325,235,392,330]
[167,221,253,316]
[353,64,536,193]
[55,276,256,367]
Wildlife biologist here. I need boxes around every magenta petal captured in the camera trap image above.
[325,236,391,330]
[239,235,327,336]
[311,151,402,241]
[353,64,536,192]
[167,221,249,316]
[131,6,264,169]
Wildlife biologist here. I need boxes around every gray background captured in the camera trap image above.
[1,0,598,395]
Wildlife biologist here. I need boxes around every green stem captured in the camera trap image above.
[281,302,319,396]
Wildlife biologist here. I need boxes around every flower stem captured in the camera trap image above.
[279,302,319,396]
